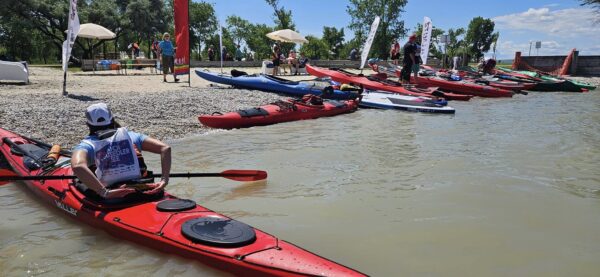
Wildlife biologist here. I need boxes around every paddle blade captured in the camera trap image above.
[0,168,18,186]
[221,170,268,182]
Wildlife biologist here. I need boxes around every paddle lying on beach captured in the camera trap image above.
[0,169,268,185]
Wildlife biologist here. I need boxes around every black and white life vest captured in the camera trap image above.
[82,128,141,186]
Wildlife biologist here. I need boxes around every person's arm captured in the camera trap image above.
[71,150,136,198]
[410,52,416,64]
[140,137,171,193]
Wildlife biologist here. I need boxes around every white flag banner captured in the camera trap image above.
[360,16,380,69]
[219,25,223,70]
[420,16,432,65]
[62,0,80,72]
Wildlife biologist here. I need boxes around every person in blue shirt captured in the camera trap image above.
[158,32,179,82]
[71,103,172,199]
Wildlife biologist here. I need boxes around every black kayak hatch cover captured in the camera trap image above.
[181,217,256,247]
[156,199,196,212]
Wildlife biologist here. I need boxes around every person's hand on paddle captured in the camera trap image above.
[145,178,168,194]
[105,187,137,198]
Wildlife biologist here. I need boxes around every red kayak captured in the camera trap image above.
[371,63,514,97]
[413,76,514,97]
[199,96,358,129]
[0,128,366,276]
[306,64,473,101]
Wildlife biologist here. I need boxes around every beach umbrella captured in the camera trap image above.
[77,23,116,39]
[266,29,309,44]
[68,23,116,73]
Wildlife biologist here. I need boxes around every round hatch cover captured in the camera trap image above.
[181,217,256,247]
[156,199,196,212]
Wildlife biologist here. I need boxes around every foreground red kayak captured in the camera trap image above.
[306,64,472,101]
[199,97,358,129]
[0,128,366,276]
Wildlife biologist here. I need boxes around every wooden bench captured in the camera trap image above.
[122,59,159,75]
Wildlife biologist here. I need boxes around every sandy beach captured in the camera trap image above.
[0,67,309,148]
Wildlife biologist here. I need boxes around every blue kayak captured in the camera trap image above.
[195,69,359,100]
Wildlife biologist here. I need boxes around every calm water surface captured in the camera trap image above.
[1,90,600,276]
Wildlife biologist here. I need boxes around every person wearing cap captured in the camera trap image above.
[158,32,179,82]
[71,103,171,199]
[400,34,418,84]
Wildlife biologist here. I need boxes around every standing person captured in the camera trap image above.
[151,37,160,59]
[158,32,179,83]
[207,45,215,61]
[287,50,299,75]
[71,103,171,199]
[349,48,358,61]
[390,40,400,65]
[400,34,417,84]
[413,43,422,80]
[235,44,243,61]
[221,45,228,61]
[271,43,281,76]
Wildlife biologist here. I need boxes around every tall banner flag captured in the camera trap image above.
[360,16,380,69]
[174,0,189,75]
[62,0,79,95]
[420,16,432,65]
[219,25,223,72]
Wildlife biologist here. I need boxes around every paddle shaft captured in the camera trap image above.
[0,172,258,182]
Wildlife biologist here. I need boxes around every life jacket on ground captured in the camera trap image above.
[82,128,144,187]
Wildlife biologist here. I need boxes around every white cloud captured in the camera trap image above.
[494,40,568,58]
[493,8,599,38]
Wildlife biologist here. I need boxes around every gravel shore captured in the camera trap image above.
[1,67,291,148]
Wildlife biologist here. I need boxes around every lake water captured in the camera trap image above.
[1,89,599,276]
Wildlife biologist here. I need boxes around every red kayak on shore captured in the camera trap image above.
[199,96,358,129]
[369,63,514,98]
[306,64,473,101]
[0,127,366,277]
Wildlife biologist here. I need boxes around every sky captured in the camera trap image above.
[203,0,600,59]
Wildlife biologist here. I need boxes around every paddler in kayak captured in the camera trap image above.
[71,103,171,199]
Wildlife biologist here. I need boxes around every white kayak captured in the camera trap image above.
[359,90,455,114]
[0,60,29,84]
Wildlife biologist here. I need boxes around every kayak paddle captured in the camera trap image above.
[0,169,268,184]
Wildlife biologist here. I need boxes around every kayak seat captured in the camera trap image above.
[71,180,164,209]
[237,108,270,118]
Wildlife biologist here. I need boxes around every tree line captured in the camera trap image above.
[1,0,501,65]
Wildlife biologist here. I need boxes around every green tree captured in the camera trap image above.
[190,1,218,60]
[264,0,297,55]
[226,15,251,48]
[322,27,345,59]
[443,28,465,58]
[245,24,274,60]
[299,36,330,60]
[347,0,408,60]
[265,0,295,30]
[465,16,496,61]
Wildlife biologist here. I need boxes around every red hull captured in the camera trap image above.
[414,76,514,97]
[199,99,358,129]
[306,64,472,101]
[0,128,366,277]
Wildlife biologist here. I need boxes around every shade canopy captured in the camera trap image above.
[266,29,308,44]
[77,23,116,40]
